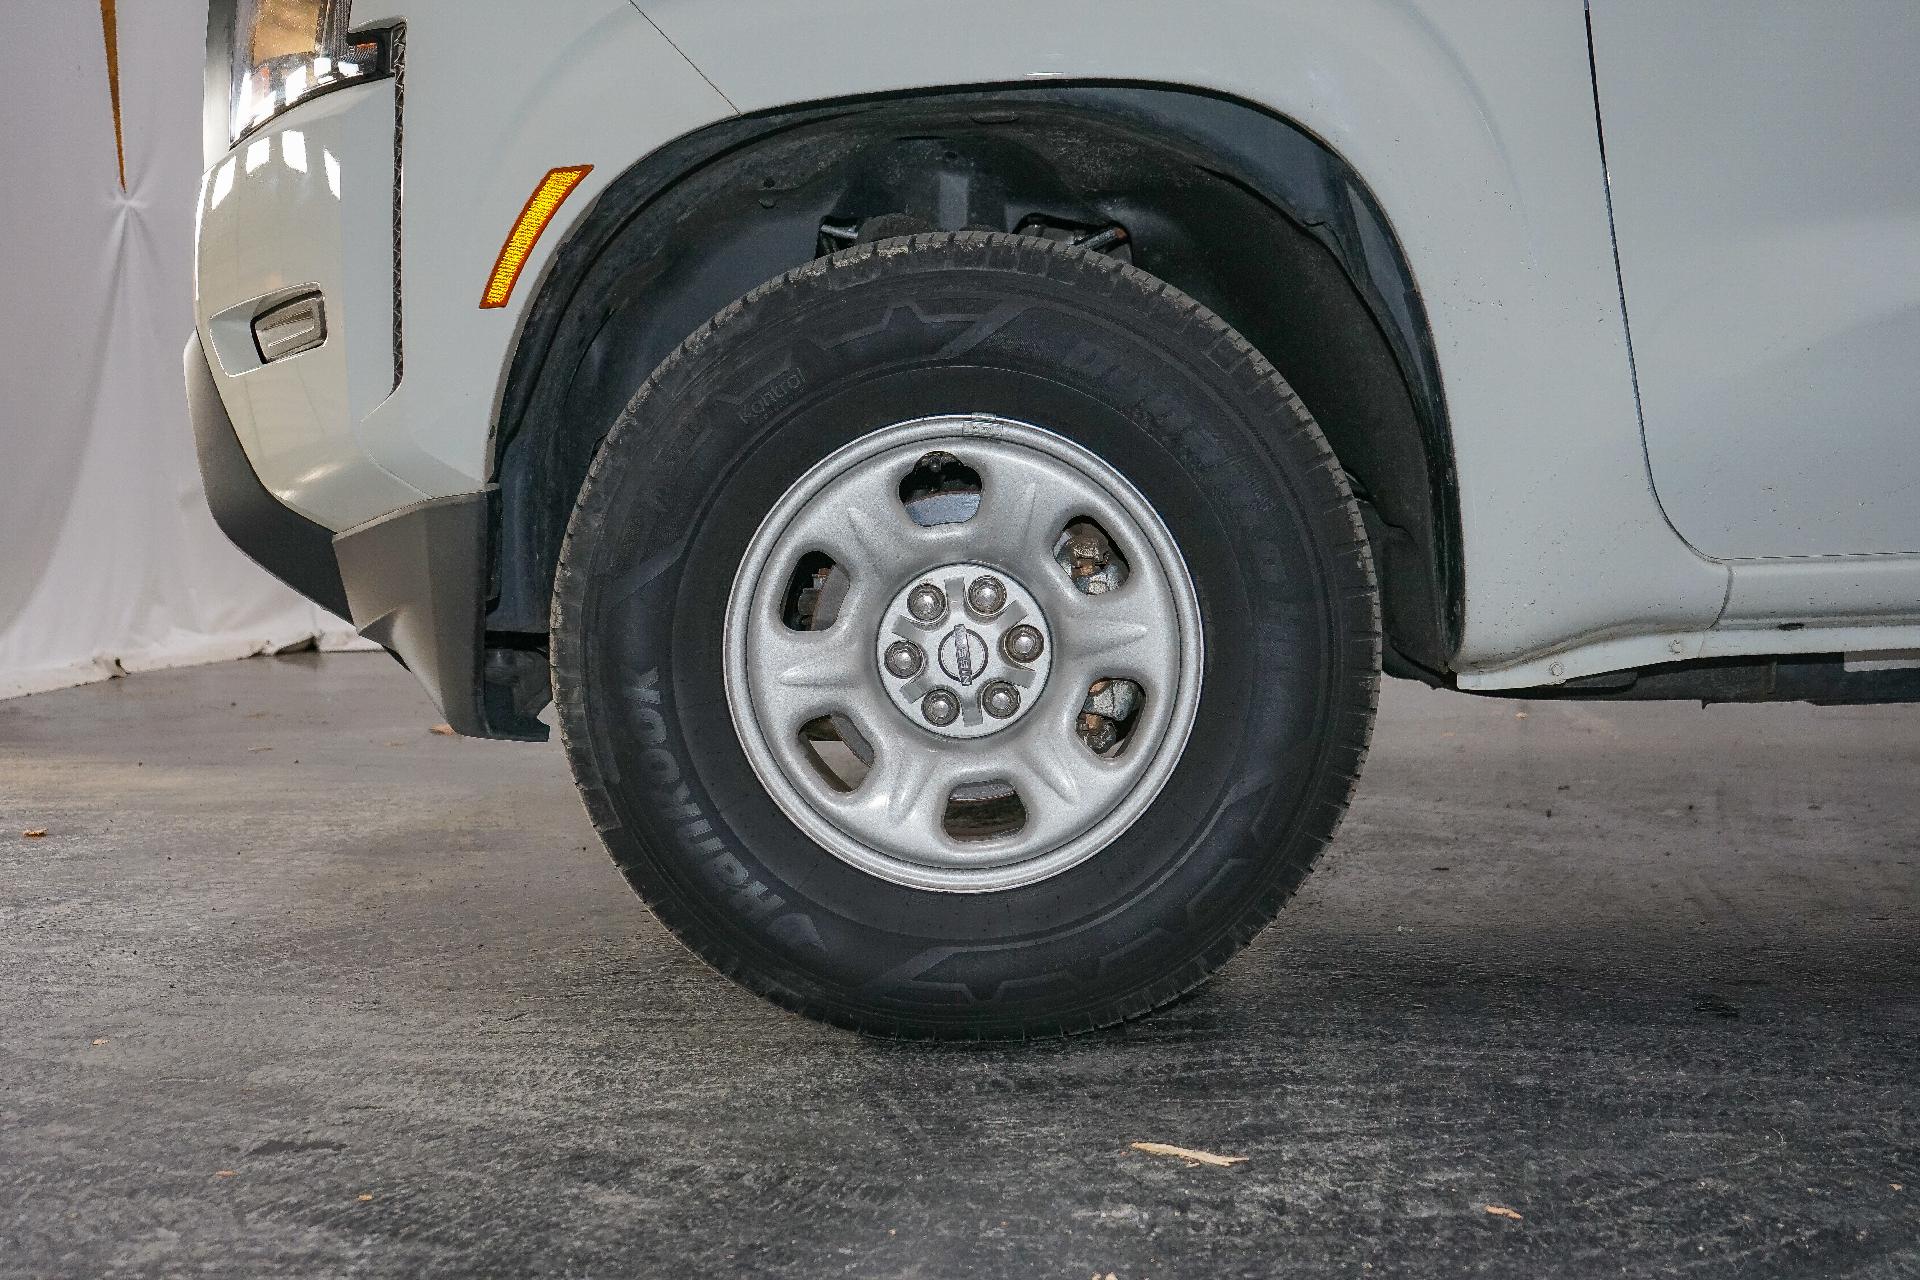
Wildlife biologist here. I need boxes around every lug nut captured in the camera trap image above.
[980,681,1021,720]
[883,640,924,679]
[907,583,946,623]
[920,688,960,727]
[965,574,1007,617]
[1003,624,1045,664]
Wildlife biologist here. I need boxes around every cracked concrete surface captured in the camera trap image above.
[1,653,1914,1277]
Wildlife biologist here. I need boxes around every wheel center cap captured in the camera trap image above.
[938,624,989,686]
[875,560,1053,740]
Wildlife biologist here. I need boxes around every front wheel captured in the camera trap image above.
[551,233,1377,1038]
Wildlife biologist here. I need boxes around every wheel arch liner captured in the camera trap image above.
[487,84,1462,667]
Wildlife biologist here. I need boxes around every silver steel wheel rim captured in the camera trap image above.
[723,415,1203,893]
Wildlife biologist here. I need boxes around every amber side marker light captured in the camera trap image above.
[479,164,593,309]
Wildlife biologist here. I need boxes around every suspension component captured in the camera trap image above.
[1077,677,1144,754]
[1056,521,1125,595]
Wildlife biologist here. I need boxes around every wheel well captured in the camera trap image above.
[490,84,1462,677]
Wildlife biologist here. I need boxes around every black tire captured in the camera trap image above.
[551,232,1377,1039]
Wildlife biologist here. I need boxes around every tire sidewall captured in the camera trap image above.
[553,235,1373,1032]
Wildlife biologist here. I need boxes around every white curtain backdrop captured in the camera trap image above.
[1,0,365,700]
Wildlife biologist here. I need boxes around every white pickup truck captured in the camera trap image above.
[189,0,1920,1036]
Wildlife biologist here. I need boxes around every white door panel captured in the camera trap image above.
[1591,3,1920,558]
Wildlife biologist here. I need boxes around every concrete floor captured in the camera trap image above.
[1,652,1915,1278]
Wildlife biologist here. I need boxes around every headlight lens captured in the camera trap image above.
[223,0,391,144]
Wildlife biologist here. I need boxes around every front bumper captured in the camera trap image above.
[186,332,542,739]
[195,81,438,531]
[187,3,729,740]
[186,331,352,620]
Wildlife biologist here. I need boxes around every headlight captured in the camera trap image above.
[215,0,394,146]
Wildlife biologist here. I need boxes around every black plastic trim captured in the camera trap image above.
[387,22,407,391]
[184,331,351,619]
[334,492,506,739]
[331,492,550,741]
[1500,654,1920,706]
